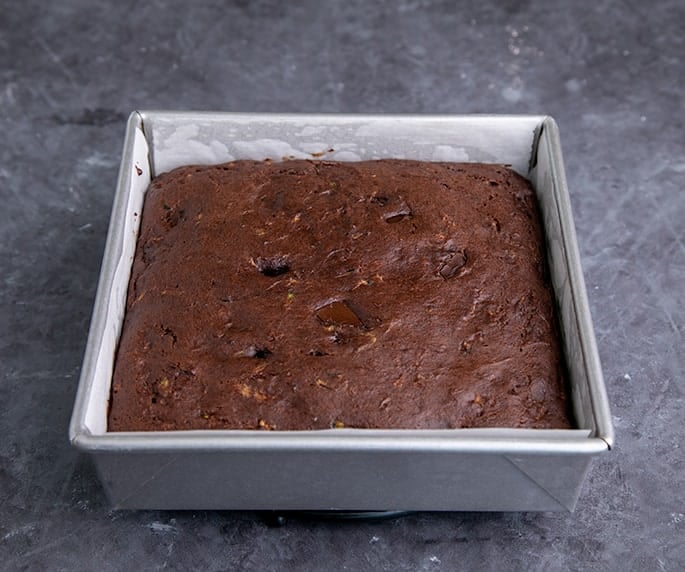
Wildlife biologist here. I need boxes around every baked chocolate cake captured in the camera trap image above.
[108,159,573,431]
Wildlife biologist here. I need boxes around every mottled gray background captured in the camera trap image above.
[1,0,683,570]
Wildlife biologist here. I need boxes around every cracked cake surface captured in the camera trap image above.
[108,159,573,431]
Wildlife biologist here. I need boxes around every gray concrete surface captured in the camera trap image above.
[1,1,683,570]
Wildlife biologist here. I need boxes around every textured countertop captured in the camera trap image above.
[1,1,683,570]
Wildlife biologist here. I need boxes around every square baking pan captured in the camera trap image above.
[69,112,613,511]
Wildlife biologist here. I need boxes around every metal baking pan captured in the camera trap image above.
[69,112,613,511]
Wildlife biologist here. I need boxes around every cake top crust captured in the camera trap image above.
[108,160,572,431]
